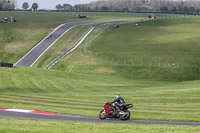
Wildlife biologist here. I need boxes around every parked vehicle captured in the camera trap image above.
[113,25,119,28]
[99,102,133,120]
[1,18,8,23]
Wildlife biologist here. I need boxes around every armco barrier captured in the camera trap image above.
[0,63,13,68]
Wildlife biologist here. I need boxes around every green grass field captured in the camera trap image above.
[1,118,200,133]
[0,12,200,132]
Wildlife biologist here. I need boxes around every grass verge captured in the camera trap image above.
[0,118,200,133]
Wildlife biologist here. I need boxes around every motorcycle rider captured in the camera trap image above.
[111,94,126,114]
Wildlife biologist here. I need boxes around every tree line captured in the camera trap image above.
[0,0,38,11]
[0,0,15,11]
[55,3,90,12]
[86,0,200,13]
[55,0,200,13]
[1,0,200,13]
[22,2,38,11]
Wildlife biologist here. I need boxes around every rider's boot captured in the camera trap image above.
[119,111,124,114]
[116,106,124,114]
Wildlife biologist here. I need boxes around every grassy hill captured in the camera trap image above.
[49,17,200,81]
[0,11,144,63]
[0,12,200,126]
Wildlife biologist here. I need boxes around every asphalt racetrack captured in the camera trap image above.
[15,22,92,67]
[0,110,200,126]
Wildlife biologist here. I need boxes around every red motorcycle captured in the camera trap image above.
[99,102,133,120]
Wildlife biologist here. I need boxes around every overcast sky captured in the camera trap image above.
[16,0,97,9]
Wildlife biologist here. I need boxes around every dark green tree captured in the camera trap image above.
[196,8,200,13]
[94,6,99,11]
[31,3,38,11]
[101,6,109,11]
[170,6,177,13]
[183,6,189,12]
[56,4,63,10]
[0,3,2,11]
[189,6,195,12]
[22,2,29,10]
[160,6,168,12]
[63,4,72,11]
[123,7,129,12]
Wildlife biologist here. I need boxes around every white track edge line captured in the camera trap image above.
[30,25,77,67]
[47,27,94,69]
[6,109,34,113]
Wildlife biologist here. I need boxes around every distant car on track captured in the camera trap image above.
[113,25,119,28]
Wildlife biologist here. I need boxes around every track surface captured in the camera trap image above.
[0,110,200,126]
[15,22,91,67]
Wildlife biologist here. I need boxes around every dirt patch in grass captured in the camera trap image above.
[4,42,31,54]
[77,52,97,65]
[93,67,116,74]
[4,28,47,54]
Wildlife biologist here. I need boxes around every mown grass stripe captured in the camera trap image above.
[0,95,101,106]
[0,98,100,110]
[0,94,104,104]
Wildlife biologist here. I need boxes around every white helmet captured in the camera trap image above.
[115,94,120,99]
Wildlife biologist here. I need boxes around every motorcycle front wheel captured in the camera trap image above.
[119,110,130,120]
[99,110,107,119]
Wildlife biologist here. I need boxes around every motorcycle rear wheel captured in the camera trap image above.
[99,110,107,119]
[119,110,130,120]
